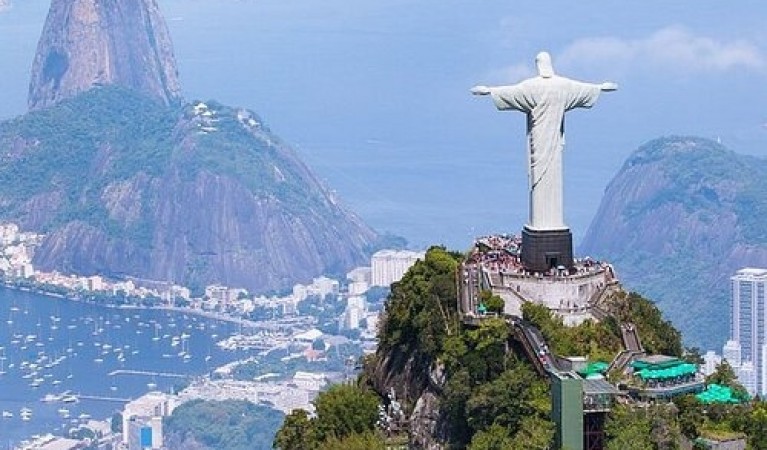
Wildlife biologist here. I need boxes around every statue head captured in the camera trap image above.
[535,52,555,78]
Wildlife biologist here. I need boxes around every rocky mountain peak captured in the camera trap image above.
[28,0,181,110]
[580,136,767,349]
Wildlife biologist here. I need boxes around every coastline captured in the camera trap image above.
[0,282,261,328]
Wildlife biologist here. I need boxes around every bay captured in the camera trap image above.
[0,287,243,447]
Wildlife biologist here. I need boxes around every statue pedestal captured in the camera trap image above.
[521,227,573,273]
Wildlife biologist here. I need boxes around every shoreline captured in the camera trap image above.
[0,282,261,328]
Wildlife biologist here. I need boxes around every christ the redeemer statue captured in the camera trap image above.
[472,51,616,271]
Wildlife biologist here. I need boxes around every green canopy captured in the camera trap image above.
[695,384,746,404]
[578,361,609,377]
[636,363,697,380]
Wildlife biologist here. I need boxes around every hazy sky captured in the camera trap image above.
[2,1,766,249]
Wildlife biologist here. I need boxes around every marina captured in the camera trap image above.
[0,286,243,447]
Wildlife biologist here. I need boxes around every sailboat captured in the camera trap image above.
[0,347,6,375]
[20,407,32,421]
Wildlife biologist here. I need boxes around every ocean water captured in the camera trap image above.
[0,287,242,447]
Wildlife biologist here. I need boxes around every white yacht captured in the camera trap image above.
[20,408,32,421]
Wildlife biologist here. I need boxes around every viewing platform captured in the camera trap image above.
[459,234,617,325]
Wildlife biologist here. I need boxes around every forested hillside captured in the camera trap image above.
[274,246,767,448]
[582,136,767,349]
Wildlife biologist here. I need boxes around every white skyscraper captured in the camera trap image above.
[730,268,767,396]
[371,250,425,287]
[703,351,722,377]
[739,361,757,396]
[722,340,742,368]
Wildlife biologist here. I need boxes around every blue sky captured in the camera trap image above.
[1,1,766,249]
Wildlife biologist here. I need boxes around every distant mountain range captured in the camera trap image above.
[0,0,381,292]
[582,136,767,350]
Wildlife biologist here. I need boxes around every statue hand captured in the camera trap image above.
[601,82,618,91]
[471,85,492,96]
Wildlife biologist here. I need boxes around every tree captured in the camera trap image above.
[741,400,767,450]
[164,399,284,450]
[485,294,505,314]
[707,361,749,400]
[318,431,387,450]
[466,317,510,383]
[511,415,555,450]
[465,366,544,434]
[605,405,653,450]
[312,384,380,442]
[707,361,738,386]
[468,424,514,450]
[274,409,316,450]
[675,394,704,439]
[648,404,682,450]
[442,368,473,446]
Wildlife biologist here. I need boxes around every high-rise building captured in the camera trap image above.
[730,268,767,396]
[703,351,722,377]
[371,250,425,287]
[122,392,177,445]
[722,340,742,368]
[739,361,757,395]
[127,416,163,450]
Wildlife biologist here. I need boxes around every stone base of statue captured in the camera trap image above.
[521,227,574,273]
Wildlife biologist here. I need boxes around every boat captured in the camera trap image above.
[57,408,70,418]
[61,394,78,403]
[20,407,32,421]
[41,394,59,403]
[2,411,12,419]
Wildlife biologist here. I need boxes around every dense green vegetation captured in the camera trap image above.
[163,399,284,450]
[273,384,383,449]
[0,86,178,242]
[371,247,555,447]
[377,246,463,364]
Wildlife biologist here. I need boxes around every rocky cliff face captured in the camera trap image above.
[0,88,378,292]
[581,136,767,348]
[28,0,181,110]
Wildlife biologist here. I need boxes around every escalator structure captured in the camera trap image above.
[607,323,645,375]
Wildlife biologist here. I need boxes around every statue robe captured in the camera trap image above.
[490,76,602,231]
